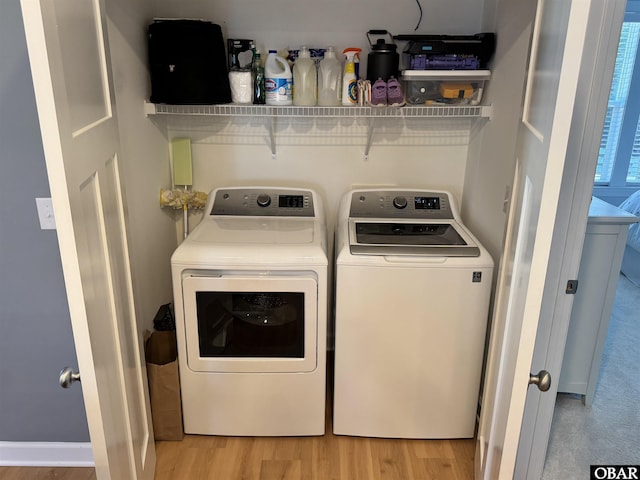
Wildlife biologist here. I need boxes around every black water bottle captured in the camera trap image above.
[366,30,399,82]
[253,52,266,105]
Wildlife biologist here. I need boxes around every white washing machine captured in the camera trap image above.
[171,187,328,436]
[333,189,494,439]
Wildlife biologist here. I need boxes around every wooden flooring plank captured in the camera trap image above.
[369,438,413,480]
[0,467,96,480]
[259,459,302,480]
[451,438,476,480]
[336,436,375,480]
[409,439,457,459]
[409,458,460,480]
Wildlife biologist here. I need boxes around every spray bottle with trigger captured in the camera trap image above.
[341,49,358,105]
[343,48,361,80]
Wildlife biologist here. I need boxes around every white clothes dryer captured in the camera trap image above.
[333,189,494,439]
[171,187,328,436]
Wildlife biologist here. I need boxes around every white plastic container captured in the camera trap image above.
[317,46,342,106]
[293,46,317,106]
[400,70,491,106]
[265,50,293,105]
[341,50,358,106]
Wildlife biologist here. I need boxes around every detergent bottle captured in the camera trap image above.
[318,46,342,106]
[293,46,317,106]
[265,50,293,105]
[341,49,358,106]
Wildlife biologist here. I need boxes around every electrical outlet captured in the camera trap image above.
[36,197,56,230]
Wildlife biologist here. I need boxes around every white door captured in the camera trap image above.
[514,0,626,477]
[476,0,593,478]
[20,1,155,479]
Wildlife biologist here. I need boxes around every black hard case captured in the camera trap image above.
[148,19,232,105]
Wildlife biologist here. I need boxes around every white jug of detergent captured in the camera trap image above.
[293,46,317,106]
[265,50,293,105]
[318,46,342,106]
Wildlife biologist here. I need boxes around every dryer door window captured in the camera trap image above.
[182,274,318,373]
[196,291,305,358]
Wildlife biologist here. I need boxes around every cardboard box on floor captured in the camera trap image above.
[144,330,184,441]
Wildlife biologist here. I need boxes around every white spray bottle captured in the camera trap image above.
[341,50,358,106]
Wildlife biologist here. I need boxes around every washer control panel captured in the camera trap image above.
[349,190,455,219]
[210,188,315,217]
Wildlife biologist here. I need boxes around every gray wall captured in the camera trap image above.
[0,0,89,442]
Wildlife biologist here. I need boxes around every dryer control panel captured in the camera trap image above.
[210,188,315,217]
[349,190,455,219]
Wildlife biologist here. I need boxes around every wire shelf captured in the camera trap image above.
[144,101,491,159]
[145,101,492,119]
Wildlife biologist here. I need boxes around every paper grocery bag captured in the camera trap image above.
[144,330,184,441]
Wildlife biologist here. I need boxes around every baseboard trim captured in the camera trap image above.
[0,442,94,467]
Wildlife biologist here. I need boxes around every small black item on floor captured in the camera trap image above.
[153,303,175,331]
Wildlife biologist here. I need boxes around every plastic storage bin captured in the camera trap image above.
[400,70,490,106]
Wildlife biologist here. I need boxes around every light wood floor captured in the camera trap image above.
[155,431,475,480]
[1,356,475,480]
[0,431,474,480]
[0,434,474,480]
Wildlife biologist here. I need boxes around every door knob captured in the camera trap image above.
[59,367,81,389]
[529,370,551,392]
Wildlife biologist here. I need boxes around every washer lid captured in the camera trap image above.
[349,219,480,256]
[189,217,317,245]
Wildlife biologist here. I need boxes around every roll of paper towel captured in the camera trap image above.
[229,71,253,104]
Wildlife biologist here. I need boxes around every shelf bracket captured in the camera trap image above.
[364,117,376,161]
[268,117,276,159]
[481,105,493,120]
[143,100,156,117]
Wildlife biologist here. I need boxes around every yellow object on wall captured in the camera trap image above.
[171,138,193,187]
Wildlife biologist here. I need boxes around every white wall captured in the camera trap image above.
[461,0,536,263]
[182,135,469,240]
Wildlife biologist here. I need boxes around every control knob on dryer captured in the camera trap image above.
[393,196,408,209]
[256,193,272,207]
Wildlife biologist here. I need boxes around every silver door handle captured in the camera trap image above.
[59,367,81,389]
[529,370,551,392]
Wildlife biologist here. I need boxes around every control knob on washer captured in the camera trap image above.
[393,196,408,209]
[256,193,271,207]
